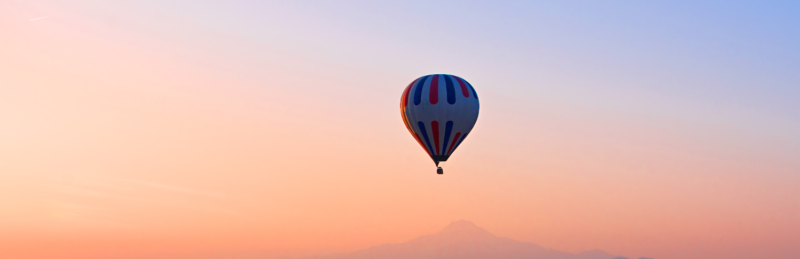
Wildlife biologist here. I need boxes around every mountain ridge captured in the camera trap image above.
[305,220,635,259]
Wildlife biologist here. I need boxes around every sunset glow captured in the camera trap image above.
[1,1,799,259]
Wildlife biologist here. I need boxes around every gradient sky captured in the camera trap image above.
[1,1,799,259]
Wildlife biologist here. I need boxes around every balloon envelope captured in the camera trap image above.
[400,74,479,165]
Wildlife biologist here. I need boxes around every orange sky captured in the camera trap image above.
[2,1,799,259]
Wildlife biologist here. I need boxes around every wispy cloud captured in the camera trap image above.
[36,175,253,223]
[73,175,231,199]
[121,178,229,198]
[29,16,48,21]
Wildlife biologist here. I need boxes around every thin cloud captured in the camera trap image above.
[121,178,229,198]
[29,16,48,21]
[43,178,252,219]
[78,175,230,198]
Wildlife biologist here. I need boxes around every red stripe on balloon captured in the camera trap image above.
[431,121,440,155]
[429,75,439,104]
[454,76,469,98]
[447,132,461,155]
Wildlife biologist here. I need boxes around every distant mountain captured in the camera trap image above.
[306,220,630,259]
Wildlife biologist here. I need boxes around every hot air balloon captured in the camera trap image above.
[400,74,479,174]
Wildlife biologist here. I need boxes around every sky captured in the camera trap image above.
[1,1,799,259]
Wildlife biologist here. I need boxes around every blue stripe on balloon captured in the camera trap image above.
[452,132,468,153]
[444,75,456,104]
[413,75,429,105]
[417,121,435,156]
[464,79,478,100]
[442,121,453,155]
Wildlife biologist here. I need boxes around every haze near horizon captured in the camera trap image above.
[307,220,643,259]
